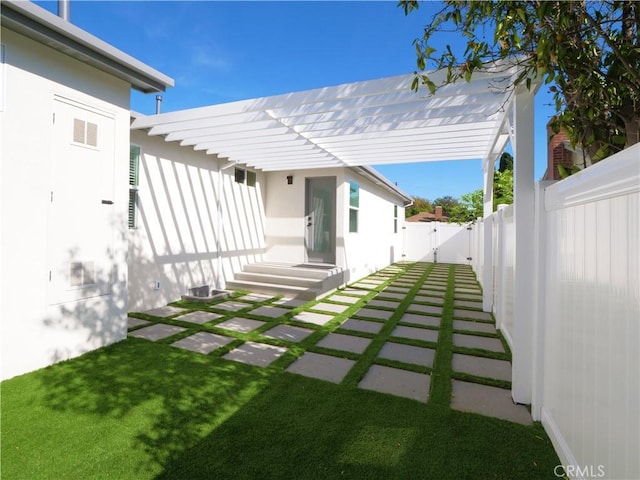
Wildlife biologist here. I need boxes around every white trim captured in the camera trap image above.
[544,144,640,211]
[541,407,580,477]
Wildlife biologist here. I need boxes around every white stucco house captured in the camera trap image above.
[128,125,411,310]
[0,1,410,380]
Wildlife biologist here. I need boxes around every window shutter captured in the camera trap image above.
[129,145,140,228]
[129,145,140,186]
[128,190,137,229]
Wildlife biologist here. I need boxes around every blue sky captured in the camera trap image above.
[36,0,555,200]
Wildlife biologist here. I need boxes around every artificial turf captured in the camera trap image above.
[1,263,561,479]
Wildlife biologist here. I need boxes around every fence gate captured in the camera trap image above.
[402,221,471,264]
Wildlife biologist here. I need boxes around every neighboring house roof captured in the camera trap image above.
[1,0,174,93]
[406,211,449,222]
[131,59,529,172]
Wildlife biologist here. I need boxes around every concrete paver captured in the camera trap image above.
[340,318,384,334]
[399,313,440,328]
[250,305,291,318]
[171,332,234,354]
[329,295,362,304]
[293,311,334,326]
[391,325,439,343]
[129,323,187,341]
[286,352,355,383]
[452,353,511,382]
[368,299,401,309]
[312,302,351,314]
[224,342,287,367]
[143,306,189,318]
[211,301,255,312]
[175,311,223,325]
[355,308,394,320]
[316,333,372,354]
[453,309,492,321]
[262,325,314,343]
[407,304,443,315]
[413,294,444,305]
[359,365,430,403]
[127,317,150,329]
[273,297,309,307]
[453,319,497,335]
[378,342,435,367]
[451,380,532,425]
[216,318,266,333]
[453,333,504,353]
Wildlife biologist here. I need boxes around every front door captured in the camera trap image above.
[305,177,336,264]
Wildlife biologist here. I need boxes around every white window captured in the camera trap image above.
[394,205,398,234]
[349,181,359,233]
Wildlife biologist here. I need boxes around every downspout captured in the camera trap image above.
[216,160,236,290]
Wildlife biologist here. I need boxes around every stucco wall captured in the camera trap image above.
[341,170,405,282]
[128,131,266,311]
[0,29,130,380]
[263,167,405,282]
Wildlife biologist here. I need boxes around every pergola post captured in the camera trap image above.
[482,164,494,313]
[511,86,536,405]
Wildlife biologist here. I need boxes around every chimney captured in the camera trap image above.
[435,206,443,220]
[58,0,70,21]
[155,95,162,114]
[545,123,574,180]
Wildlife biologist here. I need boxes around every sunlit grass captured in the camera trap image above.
[2,338,560,479]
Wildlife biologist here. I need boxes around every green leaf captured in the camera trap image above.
[557,164,570,179]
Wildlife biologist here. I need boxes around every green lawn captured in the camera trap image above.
[2,337,560,479]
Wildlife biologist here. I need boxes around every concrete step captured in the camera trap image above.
[244,262,341,280]
[233,271,320,288]
[225,279,321,300]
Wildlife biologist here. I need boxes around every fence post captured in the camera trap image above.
[511,86,536,405]
[531,180,555,420]
[482,165,494,312]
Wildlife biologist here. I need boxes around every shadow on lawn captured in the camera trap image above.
[155,374,560,480]
[37,338,273,474]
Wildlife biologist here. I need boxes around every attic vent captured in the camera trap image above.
[73,119,98,147]
[70,261,95,287]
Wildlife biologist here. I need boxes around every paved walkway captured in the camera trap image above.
[128,262,532,425]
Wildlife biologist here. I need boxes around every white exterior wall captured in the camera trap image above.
[128,131,266,311]
[342,171,405,282]
[0,29,130,380]
[540,146,639,480]
[263,168,405,281]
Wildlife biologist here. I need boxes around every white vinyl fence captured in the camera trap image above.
[402,221,470,264]
[403,144,639,479]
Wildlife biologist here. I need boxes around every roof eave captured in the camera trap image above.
[1,0,174,93]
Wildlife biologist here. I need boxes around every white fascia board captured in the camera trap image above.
[354,165,413,204]
[2,0,174,93]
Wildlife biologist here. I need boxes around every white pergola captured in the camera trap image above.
[131,67,517,172]
[132,62,537,404]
